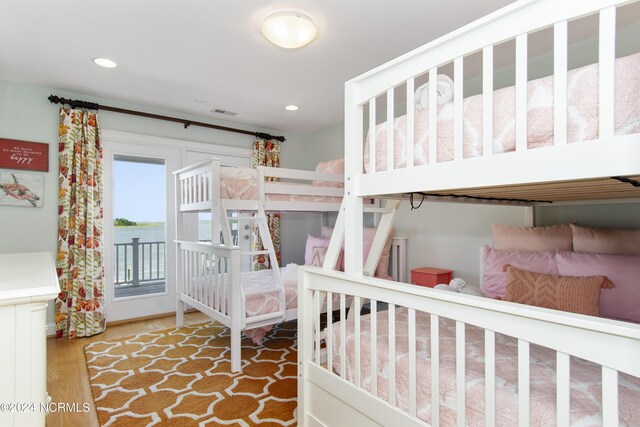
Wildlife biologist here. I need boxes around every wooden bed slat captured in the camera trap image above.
[370,299,378,398]
[388,303,397,407]
[406,78,415,169]
[456,321,465,427]
[327,291,333,374]
[369,97,376,173]
[429,68,438,165]
[599,7,616,139]
[454,58,464,161]
[340,293,346,379]
[515,33,528,153]
[485,330,496,427]
[518,340,530,427]
[431,313,440,427]
[602,366,619,426]
[554,21,568,146]
[482,46,493,157]
[408,308,417,418]
[354,296,361,388]
[557,352,570,427]
[387,89,394,171]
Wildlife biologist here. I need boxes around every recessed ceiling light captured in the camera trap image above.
[284,105,299,111]
[261,11,318,49]
[92,57,117,68]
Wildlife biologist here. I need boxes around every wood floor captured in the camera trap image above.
[45,311,210,427]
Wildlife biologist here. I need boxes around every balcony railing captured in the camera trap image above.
[114,238,165,286]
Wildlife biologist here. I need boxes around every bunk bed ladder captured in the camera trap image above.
[220,200,286,321]
[323,199,401,275]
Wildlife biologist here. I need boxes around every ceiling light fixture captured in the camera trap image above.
[284,105,299,111]
[92,57,117,68]
[261,11,318,49]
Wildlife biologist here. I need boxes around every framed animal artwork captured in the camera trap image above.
[0,172,44,208]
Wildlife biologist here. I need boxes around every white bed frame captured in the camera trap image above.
[173,158,408,372]
[299,0,640,425]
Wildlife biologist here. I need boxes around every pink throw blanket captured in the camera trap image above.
[364,52,640,172]
[328,307,640,426]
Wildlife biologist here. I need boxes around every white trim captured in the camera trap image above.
[102,129,253,158]
[46,322,56,337]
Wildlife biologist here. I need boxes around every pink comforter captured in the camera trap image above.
[364,52,640,172]
[328,307,640,426]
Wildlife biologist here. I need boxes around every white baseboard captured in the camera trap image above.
[46,322,56,337]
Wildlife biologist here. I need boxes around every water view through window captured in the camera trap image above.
[113,155,166,299]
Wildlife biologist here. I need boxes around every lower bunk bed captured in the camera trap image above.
[298,267,640,427]
[176,237,407,372]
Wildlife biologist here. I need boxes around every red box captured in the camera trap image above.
[411,267,453,288]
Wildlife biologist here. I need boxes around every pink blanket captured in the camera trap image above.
[219,167,342,203]
[328,307,640,426]
[364,52,640,172]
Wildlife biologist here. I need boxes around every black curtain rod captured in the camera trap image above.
[47,95,286,142]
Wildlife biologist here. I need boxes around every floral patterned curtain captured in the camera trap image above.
[252,138,281,270]
[54,108,105,338]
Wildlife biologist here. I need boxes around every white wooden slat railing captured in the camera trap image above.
[428,68,438,165]
[356,0,625,181]
[556,352,570,426]
[599,7,616,139]
[553,20,568,146]
[484,330,496,427]
[515,33,528,153]
[482,46,494,157]
[406,78,415,168]
[453,58,464,161]
[300,268,640,427]
[387,89,395,171]
[430,313,440,427]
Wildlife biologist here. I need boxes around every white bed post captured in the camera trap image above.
[344,81,364,276]
[229,248,242,373]
[175,173,185,327]
[211,158,221,245]
[524,206,534,227]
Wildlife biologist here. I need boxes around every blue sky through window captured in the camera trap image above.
[114,159,165,223]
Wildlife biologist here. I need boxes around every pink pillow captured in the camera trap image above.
[556,250,640,323]
[482,246,558,298]
[321,226,394,276]
[570,224,640,255]
[304,235,331,266]
[492,224,573,251]
[313,158,344,188]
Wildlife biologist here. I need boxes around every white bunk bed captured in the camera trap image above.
[173,158,407,372]
[299,0,640,426]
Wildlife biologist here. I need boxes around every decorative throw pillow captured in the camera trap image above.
[481,246,558,298]
[492,224,573,251]
[570,224,640,255]
[556,250,640,323]
[503,265,613,316]
[304,235,331,266]
[321,226,394,276]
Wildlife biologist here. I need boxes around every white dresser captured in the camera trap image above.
[0,252,60,426]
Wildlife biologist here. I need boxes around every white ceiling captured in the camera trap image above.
[0,0,516,133]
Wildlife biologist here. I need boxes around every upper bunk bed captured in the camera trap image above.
[173,157,345,213]
[343,0,640,205]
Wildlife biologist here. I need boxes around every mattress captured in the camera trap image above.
[220,166,342,203]
[327,307,640,426]
[364,51,640,172]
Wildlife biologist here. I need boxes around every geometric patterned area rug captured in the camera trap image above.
[84,320,297,427]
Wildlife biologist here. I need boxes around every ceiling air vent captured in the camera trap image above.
[211,108,238,117]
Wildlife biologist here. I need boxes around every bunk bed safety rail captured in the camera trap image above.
[176,240,244,328]
[350,0,635,190]
[298,267,640,427]
[175,158,218,212]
